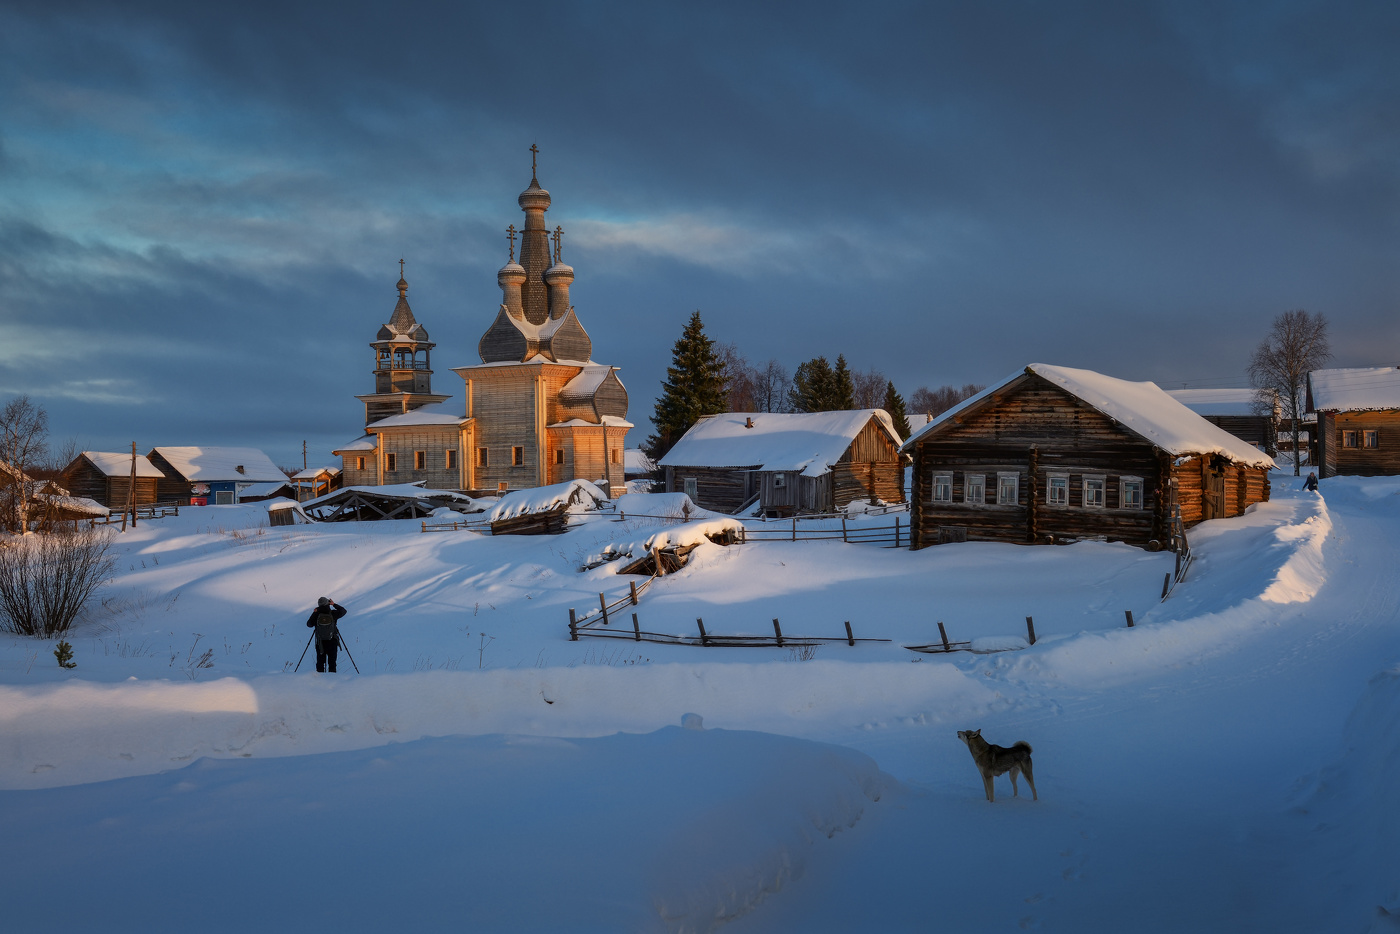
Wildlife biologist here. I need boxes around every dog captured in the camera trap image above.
[957,729,1037,803]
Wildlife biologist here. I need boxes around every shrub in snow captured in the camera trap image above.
[0,528,115,637]
[53,639,75,669]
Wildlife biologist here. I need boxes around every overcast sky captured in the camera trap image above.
[1,0,1397,468]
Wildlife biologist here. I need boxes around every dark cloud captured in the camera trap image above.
[0,0,1397,465]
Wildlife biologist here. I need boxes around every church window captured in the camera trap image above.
[611,448,620,465]
[355,457,365,471]
[512,446,524,466]
[414,451,426,471]
[386,453,397,472]
[445,449,456,469]
[555,449,565,465]
[477,448,488,468]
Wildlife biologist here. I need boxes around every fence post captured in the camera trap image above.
[1125,610,1135,628]
[938,621,950,653]
[1161,572,1171,600]
[895,517,901,548]
[1025,616,1036,645]
[844,620,854,646]
[792,516,797,542]
[569,608,578,641]
[599,593,609,626]
[696,618,709,646]
[630,581,639,606]
[773,618,784,646]
[632,613,641,642]
[842,517,847,543]
[1175,550,1182,581]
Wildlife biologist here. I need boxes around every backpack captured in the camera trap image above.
[315,611,339,643]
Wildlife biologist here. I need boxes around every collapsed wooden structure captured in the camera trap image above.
[301,484,481,522]
[902,364,1275,551]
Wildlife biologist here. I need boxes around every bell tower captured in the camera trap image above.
[356,262,450,425]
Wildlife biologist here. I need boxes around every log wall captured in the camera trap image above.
[1320,410,1400,477]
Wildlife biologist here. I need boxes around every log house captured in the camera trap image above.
[1307,366,1400,478]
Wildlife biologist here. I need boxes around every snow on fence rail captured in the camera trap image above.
[738,515,908,547]
[90,503,181,526]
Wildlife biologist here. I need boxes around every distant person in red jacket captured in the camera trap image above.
[305,597,348,673]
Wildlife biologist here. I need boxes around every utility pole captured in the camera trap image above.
[302,440,307,472]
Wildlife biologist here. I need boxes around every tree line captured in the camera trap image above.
[646,311,984,459]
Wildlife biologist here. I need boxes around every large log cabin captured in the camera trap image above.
[1307,366,1400,478]
[659,410,906,516]
[58,451,166,509]
[902,364,1275,551]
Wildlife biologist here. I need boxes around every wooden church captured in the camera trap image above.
[334,151,630,496]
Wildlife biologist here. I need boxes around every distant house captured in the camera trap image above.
[1166,388,1278,456]
[146,447,292,505]
[1307,366,1400,477]
[659,410,906,516]
[901,364,1275,551]
[292,466,343,501]
[58,452,167,509]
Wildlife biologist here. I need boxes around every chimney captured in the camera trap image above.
[235,465,245,474]
[745,417,754,429]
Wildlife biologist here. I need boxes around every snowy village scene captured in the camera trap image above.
[3,4,1400,932]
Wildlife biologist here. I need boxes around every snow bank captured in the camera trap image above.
[487,478,608,521]
[0,725,889,934]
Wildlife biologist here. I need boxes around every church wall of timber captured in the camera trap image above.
[470,372,543,491]
[376,426,462,490]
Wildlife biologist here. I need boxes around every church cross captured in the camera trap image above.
[553,225,564,263]
[399,258,405,277]
[507,224,517,262]
[530,143,539,179]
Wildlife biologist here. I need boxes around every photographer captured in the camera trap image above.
[305,597,348,673]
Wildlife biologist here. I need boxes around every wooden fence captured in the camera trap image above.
[90,503,181,527]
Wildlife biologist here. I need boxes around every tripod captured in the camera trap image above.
[294,633,359,674]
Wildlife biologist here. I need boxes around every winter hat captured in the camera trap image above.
[318,597,330,607]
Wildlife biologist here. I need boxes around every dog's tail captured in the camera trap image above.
[1013,741,1033,754]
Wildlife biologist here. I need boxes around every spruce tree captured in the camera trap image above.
[646,311,726,460]
[788,356,833,412]
[831,355,857,410]
[883,381,912,441]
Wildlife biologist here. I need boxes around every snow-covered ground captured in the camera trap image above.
[1,474,1397,932]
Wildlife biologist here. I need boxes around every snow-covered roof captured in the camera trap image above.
[292,466,342,480]
[35,493,109,517]
[659,410,900,478]
[1308,366,1400,413]
[624,448,656,475]
[333,435,379,454]
[487,479,608,522]
[151,447,288,482]
[547,416,634,429]
[902,364,1275,468]
[367,401,465,429]
[80,452,167,478]
[560,365,614,402]
[235,481,293,499]
[1166,389,1271,418]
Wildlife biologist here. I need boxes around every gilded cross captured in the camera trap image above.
[506,224,517,262]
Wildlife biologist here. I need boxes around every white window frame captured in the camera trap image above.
[996,472,1019,506]
[214,490,234,505]
[1047,474,1068,507]
[773,472,787,489]
[964,473,985,506]
[1120,476,1144,510]
[1083,475,1106,509]
[932,474,953,503]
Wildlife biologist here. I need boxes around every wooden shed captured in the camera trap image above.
[58,452,166,510]
[902,364,1275,551]
[659,410,906,516]
[1307,366,1400,477]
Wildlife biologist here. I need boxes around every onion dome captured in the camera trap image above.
[498,261,526,282]
[543,260,574,282]
[518,175,551,212]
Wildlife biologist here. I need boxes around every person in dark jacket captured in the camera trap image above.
[1303,472,1319,492]
[305,597,348,673]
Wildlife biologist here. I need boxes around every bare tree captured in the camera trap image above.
[1248,310,1331,475]
[0,527,116,637]
[0,396,49,534]
[852,367,888,410]
[909,383,986,420]
[753,360,790,413]
[715,342,759,413]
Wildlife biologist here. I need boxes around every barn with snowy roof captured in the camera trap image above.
[146,447,292,505]
[1307,365,1400,477]
[659,409,906,516]
[900,364,1274,551]
[58,451,167,510]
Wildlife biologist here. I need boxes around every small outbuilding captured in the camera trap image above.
[901,364,1275,551]
[147,447,293,505]
[659,410,906,516]
[293,466,343,501]
[1307,366,1400,477]
[58,451,167,509]
[1166,388,1278,456]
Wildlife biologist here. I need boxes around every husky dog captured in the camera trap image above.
[957,729,1037,803]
